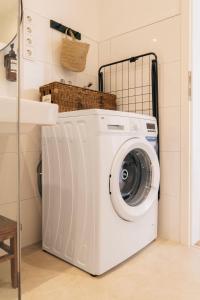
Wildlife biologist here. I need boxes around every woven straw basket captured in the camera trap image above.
[60,32,90,72]
[40,82,116,112]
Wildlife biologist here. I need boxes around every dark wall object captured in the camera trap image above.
[50,20,81,40]
[4,43,17,82]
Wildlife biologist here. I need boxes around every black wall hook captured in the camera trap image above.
[50,20,81,40]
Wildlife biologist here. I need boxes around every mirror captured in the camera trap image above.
[0,0,18,51]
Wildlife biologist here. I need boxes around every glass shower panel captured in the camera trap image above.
[0,0,20,299]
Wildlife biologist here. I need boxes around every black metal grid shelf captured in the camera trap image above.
[99,53,158,115]
[98,52,159,155]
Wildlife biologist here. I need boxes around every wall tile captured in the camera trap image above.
[18,6,100,248]
[98,40,111,66]
[83,36,98,76]
[99,14,182,243]
[51,29,62,67]
[110,17,181,64]
[159,106,180,152]
[0,3,182,248]
[23,0,100,41]
[160,151,180,197]
[20,151,41,201]
[21,197,42,247]
[21,60,52,100]
[0,153,18,206]
[0,134,18,154]
[158,194,180,242]
[159,61,181,108]
[24,9,52,64]
[51,64,97,90]
[0,201,17,221]
[99,0,180,40]
[21,127,41,153]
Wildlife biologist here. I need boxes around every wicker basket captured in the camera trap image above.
[39,82,116,112]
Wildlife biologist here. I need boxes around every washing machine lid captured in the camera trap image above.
[110,137,160,221]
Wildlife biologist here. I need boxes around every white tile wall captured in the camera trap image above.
[19,7,99,246]
[0,201,18,221]
[159,107,181,152]
[99,0,180,41]
[0,2,183,246]
[0,4,99,247]
[21,197,42,247]
[99,18,181,67]
[20,151,41,201]
[23,0,100,41]
[0,43,18,224]
[159,61,181,108]
[0,153,18,206]
[158,194,180,241]
[21,9,99,101]
[160,152,180,197]
[99,16,182,242]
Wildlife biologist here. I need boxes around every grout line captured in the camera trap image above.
[23,7,99,44]
[159,150,181,154]
[20,197,41,202]
[159,194,180,200]
[0,201,18,206]
[99,14,181,43]
[159,104,181,109]
[0,149,41,155]
[0,196,41,207]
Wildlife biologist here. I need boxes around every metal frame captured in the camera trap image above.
[98,52,159,158]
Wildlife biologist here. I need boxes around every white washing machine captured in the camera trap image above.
[42,109,160,275]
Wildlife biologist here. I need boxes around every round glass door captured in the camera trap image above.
[119,148,152,207]
[110,138,160,221]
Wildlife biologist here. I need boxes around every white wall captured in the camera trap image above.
[19,0,99,247]
[99,1,182,242]
[191,0,200,245]
[23,0,100,41]
[99,0,180,41]
[0,0,186,246]
[0,40,18,230]
[21,5,99,100]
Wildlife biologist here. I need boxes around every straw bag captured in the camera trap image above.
[60,30,90,72]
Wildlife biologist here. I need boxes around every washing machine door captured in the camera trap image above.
[110,137,160,221]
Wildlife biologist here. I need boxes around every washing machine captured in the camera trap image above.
[42,109,160,275]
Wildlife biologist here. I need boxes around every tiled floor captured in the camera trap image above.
[0,261,18,300]
[2,240,200,299]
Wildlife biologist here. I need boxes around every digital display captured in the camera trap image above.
[146,123,156,130]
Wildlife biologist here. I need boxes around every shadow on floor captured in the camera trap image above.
[21,239,161,294]
[21,243,75,293]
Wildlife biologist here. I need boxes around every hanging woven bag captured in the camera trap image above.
[60,29,90,72]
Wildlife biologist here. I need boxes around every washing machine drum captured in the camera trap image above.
[110,138,160,221]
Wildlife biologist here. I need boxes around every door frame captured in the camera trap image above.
[180,0,200,247]
[189,0,200,246]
